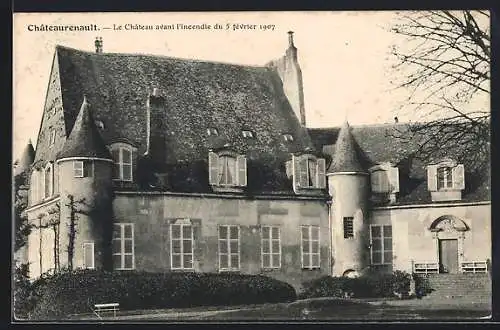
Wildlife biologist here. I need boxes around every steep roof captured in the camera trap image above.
[53,45,315,194]
[309,123,490,204]
[57,96,112,160]
[18,140,35,170]
[327,121,367,173]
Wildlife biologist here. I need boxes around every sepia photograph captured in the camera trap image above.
[12,11,491,322]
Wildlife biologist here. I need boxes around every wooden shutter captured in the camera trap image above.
[299,156,308,187]
[208,152,219,185]
[292,154,301,189]
[237,155,247,187]
[316,158,326,188]
[452,164,465,190]
[389,167,400,193]
[427,165,438,191]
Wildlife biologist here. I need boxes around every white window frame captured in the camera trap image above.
[83,242,95,269]
[283,134,294,142]
[112,223,135,270]
[73,161,84,178]
[111,145,133,182]
[218,225,240,271]
[218,155,238,186]
[170,223,194,270]
[437,166,453,189]
[242,130,254,138]
[261,226,281,269]
[300,225,320,270]
[369,224,393,265]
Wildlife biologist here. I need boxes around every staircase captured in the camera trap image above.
[422,273,491,302]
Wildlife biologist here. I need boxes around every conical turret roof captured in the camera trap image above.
[14,140,35,175]
[328,121,366,173]
[58,96,112,160]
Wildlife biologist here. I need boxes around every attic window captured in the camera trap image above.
[242,130,254,138]
[49,129,56,146]
[207,128,219,136]
[283,134,294,142]
[95,120,105,130]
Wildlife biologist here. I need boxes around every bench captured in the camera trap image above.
[93,303,119,318]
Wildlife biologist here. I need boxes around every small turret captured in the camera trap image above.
[14,140,35,176]
[56,96,114,271]
[327,121,370,276]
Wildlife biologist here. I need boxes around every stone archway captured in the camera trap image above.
[429,215,469,274]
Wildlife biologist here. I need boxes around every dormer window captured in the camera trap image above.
[208,150,247,189]
[368,163,399,203]
[242,130,254,138]
[427,160,464,201]
[283,134,294,142]
[290,154,326,192]
[110,143,134,182]
[207,128,219,136]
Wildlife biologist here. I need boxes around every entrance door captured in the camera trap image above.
[439,239,459,273]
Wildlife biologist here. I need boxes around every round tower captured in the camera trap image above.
[327,121,370,277]
[56,96,114,270]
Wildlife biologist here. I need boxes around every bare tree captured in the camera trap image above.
[390,10,490,170]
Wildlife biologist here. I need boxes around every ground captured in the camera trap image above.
[68,297,491,321]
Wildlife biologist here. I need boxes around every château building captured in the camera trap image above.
[16,33,491,293]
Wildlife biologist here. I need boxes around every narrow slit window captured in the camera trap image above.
[242,130,254,138]
[343,217,354,239]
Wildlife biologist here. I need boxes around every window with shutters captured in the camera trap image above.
[83,242,95,269]
[427,160,464,201]
[437,166,453,189]
[369,164,399,194]
[301,225,320,269]
[73,160,93,178]
[370,225,392,265]
[218,225,240,271]
[208,151,247,188]
[261,226,281,269]
[113,223,135,270]
[110,143,134,182]
[170,223,194,270]
[291,154,326,192]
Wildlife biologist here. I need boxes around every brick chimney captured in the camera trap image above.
[267,31,306,126]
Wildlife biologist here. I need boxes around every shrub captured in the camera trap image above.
[300,270,412,299]
[27,269,296,320]
[13,263,35,320]
[412,273,433,298]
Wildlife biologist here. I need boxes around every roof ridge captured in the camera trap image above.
[55,44,271,70]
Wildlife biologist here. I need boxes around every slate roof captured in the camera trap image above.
[309,124,491,205]
[328,121,367,173]
[53,45,317,195]
[17,141,35,171]
[57,96,112,160]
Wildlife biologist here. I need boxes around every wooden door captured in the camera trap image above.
[439,239,458,274]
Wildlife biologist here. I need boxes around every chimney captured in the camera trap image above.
[145,90,166,166]
[394,116,399,123]
[95,37,103,53]
[269,32,305,126]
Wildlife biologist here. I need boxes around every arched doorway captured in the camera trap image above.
[429,215,469,274]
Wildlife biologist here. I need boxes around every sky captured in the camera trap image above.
[12,11,489,161]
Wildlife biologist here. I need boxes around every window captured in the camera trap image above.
[369,164,399,194]
[343,217,354,239]
[49,129,56,146]
[73,160,93,178]
[437,167,453,189]
[371,170,390,193]
[113,223,135,270]
[218,225,240,271]
[208,152,247,187]
[261,226,281,269]
[206,128,219,136]
[111,146,133,182]
[44,164,53,198]
[73,161,83,177]
[292,155,326,190]
[83,242,95,269]
[370,225,392,265]
[283,134,294,142]
[301,225,320,269]
[242,130,254,138]
[427,163,465,191]
[95,120,105,130]
[170,223,194,270]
